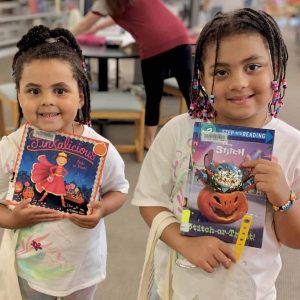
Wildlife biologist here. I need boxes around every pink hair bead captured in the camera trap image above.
[271,80,279,90]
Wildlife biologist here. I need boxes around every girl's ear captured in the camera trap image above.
[17,91,24,109]
[79,90,84,109]
[200,76,207,92]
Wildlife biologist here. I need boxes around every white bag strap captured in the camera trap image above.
[137,211,179,300]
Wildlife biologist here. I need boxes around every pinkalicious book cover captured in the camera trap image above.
[6,124,108,215]
[181,122,275,248]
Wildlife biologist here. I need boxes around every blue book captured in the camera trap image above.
[180,122,275,248]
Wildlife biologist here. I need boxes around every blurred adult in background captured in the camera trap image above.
[72,0,193,150]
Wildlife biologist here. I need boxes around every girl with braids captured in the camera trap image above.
[0,25,128,299]
[132,8,300,300]
[72,0,193,150]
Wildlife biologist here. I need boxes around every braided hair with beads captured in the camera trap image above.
[189,8,288,120]
[12,25,91,127]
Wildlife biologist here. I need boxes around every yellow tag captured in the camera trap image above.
[181,208,191,223]
[234,214,253,261]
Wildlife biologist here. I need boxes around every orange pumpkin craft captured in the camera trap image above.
[197,187,248,224]
[195,150,254,224]
[22,182,35,201]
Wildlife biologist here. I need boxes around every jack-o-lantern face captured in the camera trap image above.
[197,187,248,224]
[22,187,35,200]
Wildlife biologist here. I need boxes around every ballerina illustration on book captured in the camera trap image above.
[31,152,69,207]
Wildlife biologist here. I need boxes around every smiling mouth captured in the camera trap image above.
[39,113,59,116]
[38,113,60,119]
[227,94,254,102]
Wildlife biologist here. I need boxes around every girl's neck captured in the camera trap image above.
[72,122,84,136]
[214,113,271,128]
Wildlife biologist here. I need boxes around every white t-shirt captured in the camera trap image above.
[132,113,300,300]
[0,125,129,297]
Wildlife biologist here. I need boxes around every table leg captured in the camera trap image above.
[98,58,108,91]
[116,58,120,88]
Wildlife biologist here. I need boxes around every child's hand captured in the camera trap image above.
[180,236,236,273]
[66,201,105,228]
[9,198,64,229]
[242,159,290,207]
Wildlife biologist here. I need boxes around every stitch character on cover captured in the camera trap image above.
[31,152,69,207]
[195,149,254,224]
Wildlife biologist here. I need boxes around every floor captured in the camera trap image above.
[0,24,300,300]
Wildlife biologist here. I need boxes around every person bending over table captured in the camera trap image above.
[72,0,193,150]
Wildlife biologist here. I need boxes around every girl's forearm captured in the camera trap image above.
[71,11,101,35]
[90,16,116,32]
[139,206,189,254]
[0,204,14,229]
[274,202,300,248]
[100,191,127,217]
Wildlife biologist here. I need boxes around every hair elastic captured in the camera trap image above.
[270,79,287,117]
[82,60,88,73]
[271,80,279,91]
[45,37,61,44]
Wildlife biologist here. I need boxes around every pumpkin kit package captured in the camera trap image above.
[5,124,108,215]
[180,122,275,249]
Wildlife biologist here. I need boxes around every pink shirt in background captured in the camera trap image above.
[92,0,190,59]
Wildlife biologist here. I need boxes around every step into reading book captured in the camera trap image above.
[6,124,108,215]
[181,122,275,248]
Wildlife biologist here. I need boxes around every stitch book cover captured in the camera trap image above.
[6,124,108,215]
[180,122,275,248]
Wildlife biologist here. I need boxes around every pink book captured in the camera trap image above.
[76,34,106,46]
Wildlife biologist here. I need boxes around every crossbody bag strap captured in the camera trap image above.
[137,211,179,300]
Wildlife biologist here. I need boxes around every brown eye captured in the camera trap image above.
[214,69,227,77]
[248,64,261,71]
[28,88,39,95]
[55,88,66,95]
